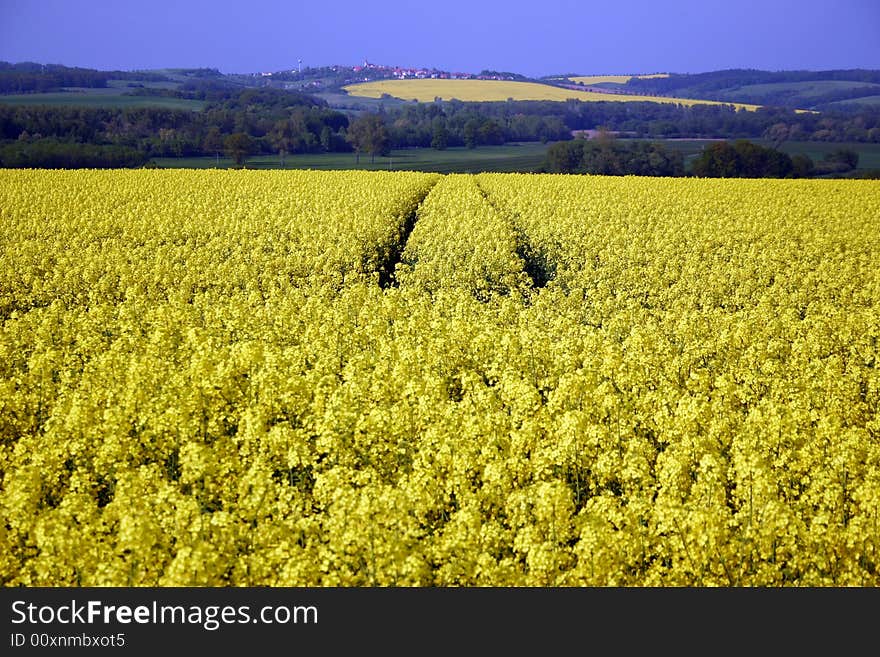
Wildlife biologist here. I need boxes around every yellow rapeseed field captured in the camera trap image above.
[1,169,878,586]
[568,73,670,85]
[342,78,763,110]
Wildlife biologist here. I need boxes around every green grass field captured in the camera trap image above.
[0,88,205,111]
[828,95,880,108]
[106,79,183,91]
[776,140,880,169]
[152,142,552,173]
[315,92,409,111]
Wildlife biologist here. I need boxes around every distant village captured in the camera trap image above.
[348,60,518,81]
[253,60,524,87]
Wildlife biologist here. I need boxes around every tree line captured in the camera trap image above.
[0,89,350,167]
[486,100,880,142]
[544,133,866,178]
[363,99,880,145]
[0,90,572,167]
[0,61,169,94]
[543,135,686,176]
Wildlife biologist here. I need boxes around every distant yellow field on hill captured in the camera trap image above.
[342,78,762,110]
[569,73,670,85]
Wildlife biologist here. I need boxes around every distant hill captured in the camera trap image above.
[3,61,880,115]
[0,62,255,108]
[0,61,172,93]
[342,78,763,110]
[612,69,880,111]
[3,59,879,172]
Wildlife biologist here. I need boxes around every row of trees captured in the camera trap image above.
[375,103,570,148]
[690,140,810,178]
[331,111,564,163]
[0,95,353,164]
[355,100,877,149]
[544,134,685,176]
[414,99,880,143]
[691,141,862,178]
[0,98,573,168]
[0,139,147,168]
[543,134,864,179]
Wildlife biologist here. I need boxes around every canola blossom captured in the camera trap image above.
[1,169,878,586]
[342,78,764,110]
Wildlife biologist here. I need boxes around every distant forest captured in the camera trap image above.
[0,61,170,93]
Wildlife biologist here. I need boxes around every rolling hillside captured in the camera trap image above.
[620,69,880,110]
[343,78,763,110]
[568,73,670,86]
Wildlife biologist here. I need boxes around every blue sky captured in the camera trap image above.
[1,0,878,77]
